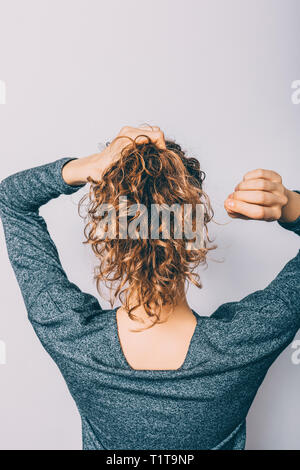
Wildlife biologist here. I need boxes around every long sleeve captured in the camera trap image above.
[205,198,300,366]
[0,157,102,326]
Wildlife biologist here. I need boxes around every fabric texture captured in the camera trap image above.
[0,157,299,450]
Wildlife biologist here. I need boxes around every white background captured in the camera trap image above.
[0,0,299,450]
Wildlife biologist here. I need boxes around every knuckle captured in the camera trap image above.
[255,206,265,219]
[260,179,269,190]
[256,168,265,178]
[273,207,282,219]
[257,191,268,204]
[270,171,282,183]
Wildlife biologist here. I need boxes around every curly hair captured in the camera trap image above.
[78,134,216,326]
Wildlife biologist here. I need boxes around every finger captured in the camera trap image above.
[232,190,280,206]
[126,125,161,135]
[224,194,250,219]
[226,210,251,220]
[138,124,161,132]
[138,130,166,149]
[154,132,166,149]
[120,126,166,149]
[224,203,251,219]
[224,199,278,220]
[134,132,166,149]
[243,168,282,183]
[234,178,277,192]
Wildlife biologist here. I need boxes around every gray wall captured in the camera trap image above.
[0,0,299,450]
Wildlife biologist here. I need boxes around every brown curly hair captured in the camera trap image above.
[78,134,216,326]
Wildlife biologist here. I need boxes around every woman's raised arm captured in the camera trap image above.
[0,157,100,322]
[204,170,300,367]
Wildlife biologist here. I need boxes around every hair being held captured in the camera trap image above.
[78,133,216,328]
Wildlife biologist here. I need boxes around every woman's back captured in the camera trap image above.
[0,126,299,449]
[25,283,300,450]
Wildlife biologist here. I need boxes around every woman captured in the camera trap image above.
[0,125,299,450]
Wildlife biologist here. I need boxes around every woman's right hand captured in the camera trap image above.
[62,125,166,186]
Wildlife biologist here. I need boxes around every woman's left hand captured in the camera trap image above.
[224,168,289,222]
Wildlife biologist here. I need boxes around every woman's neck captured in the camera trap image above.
[117,287,195,330]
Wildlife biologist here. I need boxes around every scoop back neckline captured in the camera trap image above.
[111,307,202,375]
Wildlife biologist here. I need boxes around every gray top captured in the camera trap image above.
[0,157,299,450]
